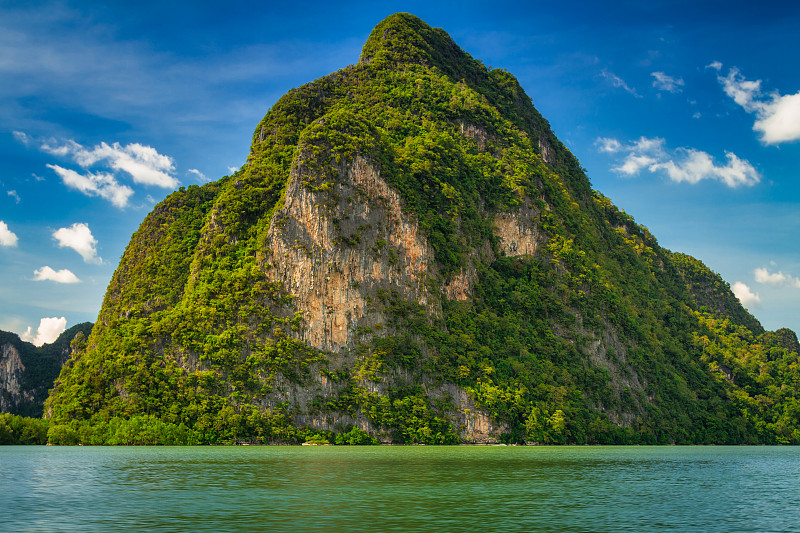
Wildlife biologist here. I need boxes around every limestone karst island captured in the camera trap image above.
[3,13,800,446]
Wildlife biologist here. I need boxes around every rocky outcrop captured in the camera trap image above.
[264,155,439,352]
[254,364,507,443]
[494,199,543,257]
[0,343,31,413]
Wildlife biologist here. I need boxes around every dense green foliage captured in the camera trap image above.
[42,13,800,445]
[0,413,49,444]
[0,413,378,446]
[44,411,325,446]
[671,252,764,333]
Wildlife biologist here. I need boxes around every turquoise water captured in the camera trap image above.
[2,446,799,532]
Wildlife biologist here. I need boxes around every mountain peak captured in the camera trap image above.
[360,13,475,77]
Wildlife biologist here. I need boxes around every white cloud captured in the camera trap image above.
[595,137,622,153]
[651,71,684,93]
[732,281,761,308]
[754,267,800,288]
[706,61,723,71]
[227,166,240,174]
[7,190,21,203]
[188,168,208,182]
[47,164,134,208]
[41,139,179,188]
[0,220,19,247]
[719,67,762,112]
[600,69,641,98]
[15,132,180,206]
[21,317,67,347]
[12,130,32,146]
[617,154,658,176]
[53,222,101,264]
[33,266,81,283]
[631,137,665,153]
[716,65,800,144]
[598,136,759,188]
[651,150,759,188]
[754,92,800,145]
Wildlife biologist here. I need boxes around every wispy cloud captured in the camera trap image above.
[16,132,178,207]
[39,138,178,188]
[12,130,32,146]
[754,267,800,288]
[187,168,208,182]
[596,136,759,188]
[0,5,361,152]
[33,266,81,284]
[600,69,641,98]
[21,316,67,347]
[47,164,134,208]
[713,63,800,145]
[7,190,21,203]
[732,281,761,308]
[53,222,101,264]
[0,220,19,247]
[651,71,684,93]
[596,138,622,153]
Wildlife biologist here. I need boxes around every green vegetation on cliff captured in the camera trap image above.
[42,13,800,445]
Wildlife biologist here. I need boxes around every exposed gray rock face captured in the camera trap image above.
[265,155,439,352]
[1,343,31,413]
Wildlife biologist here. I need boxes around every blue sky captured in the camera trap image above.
[2,0,799,344]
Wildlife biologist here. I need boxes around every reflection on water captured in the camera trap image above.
[3,446,799,532]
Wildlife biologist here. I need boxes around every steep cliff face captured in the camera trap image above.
[265,155,438,351]
[45,13,800,445]
[1,342,30,412]
[265,151,547,349]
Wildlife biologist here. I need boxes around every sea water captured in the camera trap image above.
[2,445,799,532]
